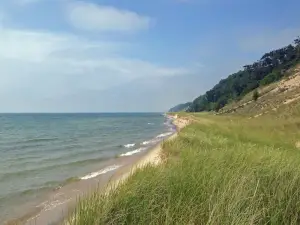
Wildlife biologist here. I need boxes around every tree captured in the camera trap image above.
[260,71,282,86]
[295,37,300,46]
[187,35,300,112]
[215,102,222,112]
[253,90,259,101]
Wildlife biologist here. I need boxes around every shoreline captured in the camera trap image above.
[9,115,189,225]
[65,114,190,224]
[105,115,190,191]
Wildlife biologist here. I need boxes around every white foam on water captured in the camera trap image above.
[81,165,121,180]
[148,123,154,125]
[120,147,146,157]
[141,141,151,145]
[123,143,136,148]
[141,139,158,145]
[156,132,173,138]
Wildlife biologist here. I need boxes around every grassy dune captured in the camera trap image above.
[70,106,300,225]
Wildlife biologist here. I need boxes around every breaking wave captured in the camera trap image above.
[156,132,173,138]
[123,143,136,148]
[80,165,121,180]
[120,147,147,157]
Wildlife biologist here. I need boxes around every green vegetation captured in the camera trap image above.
[252,90,259,101]
[260,71,281,86]
[169,102,192,112]
[69,104,300,224]
[187,36,300,112]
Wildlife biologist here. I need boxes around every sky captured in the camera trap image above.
[0,0,299,112]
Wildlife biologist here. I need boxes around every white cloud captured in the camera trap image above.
[0,29,63,62]
[67,1,152,32]
[0,27,190,111]
[0,28,123,62]
[0,1,194,112]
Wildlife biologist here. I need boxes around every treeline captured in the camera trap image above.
[169,102,192,112]
[187,37,300,112]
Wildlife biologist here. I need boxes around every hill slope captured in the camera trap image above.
[186,36,300,112]
[218,64,300,117]
[168,102,192,112]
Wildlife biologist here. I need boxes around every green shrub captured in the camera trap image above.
[260,71,282,86]
[253,90,259,101]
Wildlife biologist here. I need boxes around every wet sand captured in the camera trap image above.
[6,115,189,225]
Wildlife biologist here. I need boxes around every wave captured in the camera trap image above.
[141,139,158,145]
[0,156,111,182]
[141,140,152,145]
[147,123,154,125]
[81,165,121,180]
[156,132,173,138]
[10,151,111,171]
[164,120,175,128]
[123,143,136,148]
[62,176,81,185]
[24,137,59,143]
[120,147,146,157]
[1,139,89,156]
[0,185,52,203]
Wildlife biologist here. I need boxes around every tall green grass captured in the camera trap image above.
[69,111,300,225]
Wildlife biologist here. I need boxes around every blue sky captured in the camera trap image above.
[0,0,299,112]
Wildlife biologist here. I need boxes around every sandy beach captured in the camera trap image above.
[12,115,190,225]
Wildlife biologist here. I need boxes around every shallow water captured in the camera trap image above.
[0,113,175,223]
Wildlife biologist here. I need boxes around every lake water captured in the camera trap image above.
[0,113,175,223]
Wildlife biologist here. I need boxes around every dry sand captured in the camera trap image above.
[271,65,300,94]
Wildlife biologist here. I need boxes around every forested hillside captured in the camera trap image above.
[169,102,192,112]
[186,37,300,112]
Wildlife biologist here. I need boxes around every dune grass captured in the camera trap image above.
[69,107,300,225]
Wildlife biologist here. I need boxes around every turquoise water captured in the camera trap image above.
[0,113,174,222]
